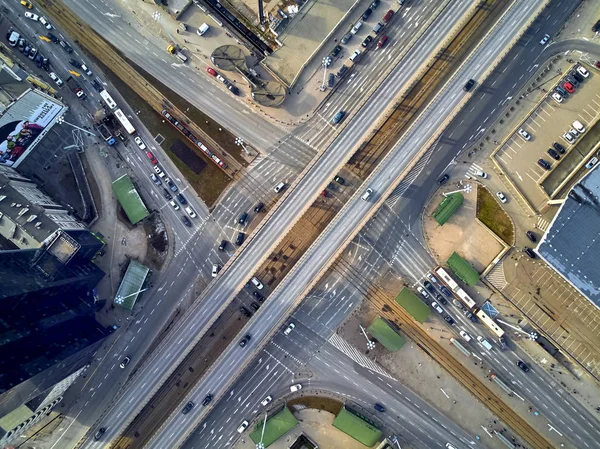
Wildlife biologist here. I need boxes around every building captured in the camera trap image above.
[0,229,111,446]
[537,168,600,308]
[0,164,85,250]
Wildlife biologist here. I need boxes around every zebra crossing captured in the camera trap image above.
[385,148,433,208]
[485,262,508,291]
[328,333,396,380]
[536,216,550,232]
[466,162,485,178]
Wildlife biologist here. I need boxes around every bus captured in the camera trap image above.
[114,109,136,135]
[455,289,476,310]
[475,309,505,338]
[435,267,476,309]
[100,90,117,110]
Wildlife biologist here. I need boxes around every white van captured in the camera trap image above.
[8,31,19,47]
[197,23,209,36]
[477,336,493,350]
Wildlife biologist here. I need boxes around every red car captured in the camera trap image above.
[382,9,394,23]
[146,151,158,165]
[595,60,600,69]
[206,67,218,77]
[563,82,575,93]
[377,35,388,48]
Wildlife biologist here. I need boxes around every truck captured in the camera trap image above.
[97,123,115,146]
[477,336,493,350]
[65,76,86,98]
[167,43,188,63]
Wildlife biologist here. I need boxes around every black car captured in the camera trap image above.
[177,193,187,204]
[254,202,264,212]
[239,334,251,347]
[423,281,436,294]
[59,40,73,53]
[239,212,248,225]
[47,32,59,43]
[498,336,508,350]
[362,35,373,48]
[436,294,447,305]
[370,0,380,9]
[182,401,195,414]
[250,301,260,311]
[181,216,192,227]
[463,79,475,91]
[571,71,584,83]
[444,315,455,325]
[91,79,102,91]
[236,232,245,246]
[330,45,342,57]
[202,394,213,406]
[537,159,551,170]
[469,314,478,323]
[547,148,560,160]
[523,247,536,259]
[69,58,82,68]
[553,142,566,154]
[163,189,172,200]
[228,85,239,95]
[337,65,348,78]
[253,291,265,302]
[239,306,252,317]
[219,239,227,251]
[565,75,578,87]
[438,174,449,184]
[362,8,372,20]
[440,285,452,297]
[94,428,106,440]
[42,57,50,71]
[516,360,530,372]
[526,231,537,242]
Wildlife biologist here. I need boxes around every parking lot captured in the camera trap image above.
[493,63,600,212]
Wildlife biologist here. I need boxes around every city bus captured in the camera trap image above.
[100,89,117,110]
[114,108,136,135]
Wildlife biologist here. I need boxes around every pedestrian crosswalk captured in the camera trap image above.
[536,216,550,232]
[385,148,432,208]
[328,333,396,380]
[485,262,508,291]
[466,162,484,178]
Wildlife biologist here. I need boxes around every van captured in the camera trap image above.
[572,120,585,133]
[8,31,20,47]
[351,21,363,34]
[361,188,373,201]
[176,52,188,63]
[197,23,209,36]
[477,336,493,350]
[373,22,384,34]
[349,49,361,63]
[459,330,472,342]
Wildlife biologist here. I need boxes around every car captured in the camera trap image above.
[162,189,172,200]
[464,310,473,320]
[261,395,273,406]
[440,286,452,297]
[333,110,345,124]
[17,38,25,50]
[81,63,92,76]
[539,33,550,45]
[28,48,37,60]
[571,71,584,83]
[374,403,386,412]
[239,334,251,347]
[181,215,192,227]
[452,299,464,310]
[565,75,579,87]
[218,240,227,251]
[284,323,295,335]
[253,291,265,302]
[24,11,39,21]
[153,166,162,175]
[49,72,63,87]
[438,174,449,184]
[330,45,342,57]
[202,394,213,406]
[290,384,302,392]
[459,330,472,342]
[146,151,158,165]
[151,174,161,185]
[94,428,106,440]
[436,294,447,305]
[185,206,196,218]
[182,401,195,414]
[426,273,438,284]
[377,35,388,48]
[166,179,178,192]
[35,54,43,68]
[586,156,598,169]
[334,175,345,184]
[69,58,82,68]
[274,182,286,193]
[537,159,551,170]
[373,22,384,34]
[237,420,249,433]
[383,9,394,23]
[120,357,131,369]
[568,127,579,138]
[236,232,245,246]
[555,85,568,97]
[211,263,220,278]
[240,306,252,317]
[563,82,574,93]
[238,212,248,225]
[253,202,264,213]
[20,0,33,8]
[59,40,73,53]
[175,194,186,205]
[469,314,478,323]
[47,32,59,43]
[475,170,487,178]
[498,336,508,350]
[496,191,507,203]
[362,35,373,48]
[523,247,536,258]
[596,60,600,69]
[576,65,589,78]
[516,360,530,372]
[251,276,264,290]
[463,79,475,91]
[444,315,455,325]
[526,231,537,242]
[551,92,563,103]
[562,132,575,143]
[134,136,146,150]
[23,46,31,57]
[336,65,349,78]
[423,280,436,293]
[517,128,531,141]
[349,49,361,62]
[249,301,260,311]
[417,286,429,299]
[547,148,560,160]
[328,73,335,87]
[351,21,363,34]
[431,301,443,314]
[361,188,373,201]
[572,120,585,133]
[341,32,353,45]
[362,8,372,20]
[206,67,218,77]
[370,0,380,8]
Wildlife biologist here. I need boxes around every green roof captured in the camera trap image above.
[114,260,150,310]
[367,317,405,351]
[447,252,479,286]
[332,407,382,447]
[432,193,464,225]
[249,406,298,447]
[112,175,149,225]
[394,288,430,323]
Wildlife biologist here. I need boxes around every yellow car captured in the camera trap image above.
[21,0,33,8]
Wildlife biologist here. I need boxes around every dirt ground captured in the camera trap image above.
[423,184,505,271]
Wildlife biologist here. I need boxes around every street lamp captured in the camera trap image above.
[235,137,251,155]
[359,325,376,350]
[321,57,332,91]
[114,288,149,306]
[443,184,472,197]
[57,116,97,137]
[256,413,267,449]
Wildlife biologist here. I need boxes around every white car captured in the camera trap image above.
[169,200,179,210]
[361,188,373,201]
[426,273,438,284]
[236,420,249,434]
[576,65,589,78]
[49,72,63,87]
[150,173,161,185]
[568,128,579,138]
[539,33,550,45]
[431,301,443,314]
[24,12,39,21]
[185,206,197,218]
[562,132,575,143]
[459,330,472,342]
[274,182,286,193]
[496,191,507,203]
[39,17,52,29]
[284,323,295,335]
[81,63,92,76]
[475,170,487,178]
[417,286,429,299]
[517,128,531,141]
[572,120,585,133]
[261,396,273,406]
[134,136,146,150]
[251,277,264,290]
[551,92,562,103]
[153,165,162,174]
[119,357,131,369]
[586,157,598,170]
[211,263,220,278]
[290,384,302,392]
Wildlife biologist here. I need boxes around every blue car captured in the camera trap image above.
[440,286,452,297]
[332,110,345,124]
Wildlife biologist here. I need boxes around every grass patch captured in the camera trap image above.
[287,396,343,415]
[476,186,514,244]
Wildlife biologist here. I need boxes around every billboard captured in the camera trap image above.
[0,90,64,166]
